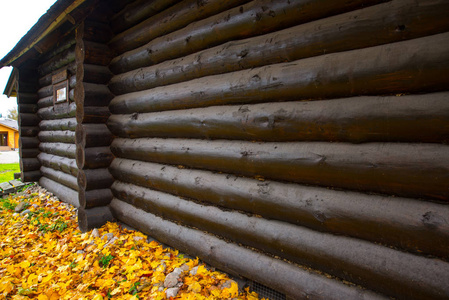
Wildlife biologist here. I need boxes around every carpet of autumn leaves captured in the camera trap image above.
[0,185,262,300]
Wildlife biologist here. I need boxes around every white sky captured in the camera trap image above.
[0,0,57,117]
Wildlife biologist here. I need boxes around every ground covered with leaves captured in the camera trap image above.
[0,185,262,300]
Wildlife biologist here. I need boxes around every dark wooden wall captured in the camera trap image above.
[105,0,449,299]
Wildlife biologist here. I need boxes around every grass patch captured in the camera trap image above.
[0,163,20,183]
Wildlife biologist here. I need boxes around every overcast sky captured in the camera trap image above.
[0,0,57,117]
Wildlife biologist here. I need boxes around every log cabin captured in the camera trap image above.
[1,0,448,299]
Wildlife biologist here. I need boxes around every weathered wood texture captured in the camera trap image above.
[38,130,76,144]
[110,0,386,73]
[38,153,78,177]
[109,0,249,53]
[79,188,113,209]
[110,159,449,259]
[76,146,113,169]
[109,199,384,300]
[109,0,449,95]
[38,103,76,120]
[40,166,78,191]
[112,184,449,300]
[77,169,114,191]
[39,142,76,159]
[75,123,113,148]
[39,177,79,208]
[111,138,449,201]
[39,118,77,131]
[108,92,449,143]
[110,32,449,114]
[78,206,115,232]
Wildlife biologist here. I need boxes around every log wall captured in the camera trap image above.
[105,0,449,299]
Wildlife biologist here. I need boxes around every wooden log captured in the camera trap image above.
[110,0,180,34]
[109,0,248,54]
[38,46,76,76]
[79,188,113,209]
[110,0,386,73]
[75,39,114,67]
[76,106,111,124]
[38,130,76,144]
[21,171,41,183]
[109,0,449,95]
[18,104,38,114]
[19,113,40,126]
[76,64,113,84]
[17,68,39,93]
[81,20,112,44]
[40,166,78,191]
[110,32,449,114]
[76,146,114,169]
[39,118,77,131]
[17,93,39,105]
[39,177,79,208]
[77,206,115,232]
[109,198,384,300]
[77,169,114,191]
[19,126,39,138]
[19,137,40,149]
[112,186,449,300]
[108,92,449,143]
[20,148,40,159]
[75,123,113,148]
[37,96,53,108]
[20,158,40,172]
[111,138,449,201]
[37,85,52,99]
[110,159,449,259]
[74,82,114,107]
[38,103,76,120]
[39,142,76,159]
[38,153,78,176]
[38,61,77,87]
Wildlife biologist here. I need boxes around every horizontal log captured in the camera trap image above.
[19,113,40,126]
[75,123,113,148]
[20,148,40,159]
[74,82,114,107]
[110,0,180,34]
[110,0,386,73]
[17,93,39,105]
[38,102,76,120]
[76,146,114,169]
[21,170,41,183]
[40,166,78,191]
[109,198,384,300]
[108,92,449,143]
[77,206,115,232]
[111,138,449,201]
[110,32,449,114]
[109,0,249,54]
[81,20,112,44]
[110,159,449,259]
[20,158,40,172]
[19,126,39,138]
[39,142,76,159]
[39,177,79,208]
[76,106,111,124]
[19,137,39,149]
[38,153,78,176]
[113,185,449,300]
[38,130,75,144]
[79,188,113,209]
[37,85,52,99]
[75,39,114,67]
[38,46,75,76]
[37,96,53,108]
[39,118,77,131]
[39,36,76,64]
[38,61,77,87]
[18,104,38,114]
[110,0,449,95]
[76,64,113,84]
[77,168,114,191]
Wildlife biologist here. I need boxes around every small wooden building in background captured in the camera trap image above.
[0,119,19,150]
[1,0,449,299]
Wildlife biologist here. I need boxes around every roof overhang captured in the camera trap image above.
[0,0,88,69]
[3,68,18,98]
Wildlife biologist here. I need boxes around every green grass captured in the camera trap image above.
[0,163,20,183]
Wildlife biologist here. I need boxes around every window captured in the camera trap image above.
[0,132,8,146]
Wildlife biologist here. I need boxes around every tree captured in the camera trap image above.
[6,107,18,120]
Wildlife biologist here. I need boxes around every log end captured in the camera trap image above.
[77,206,115,232]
